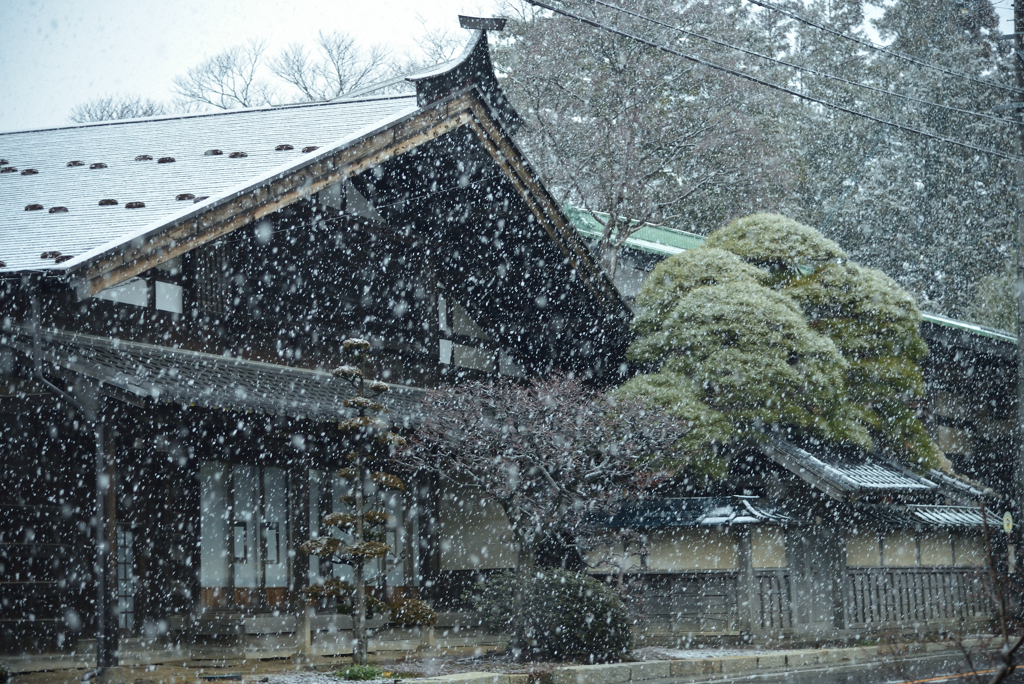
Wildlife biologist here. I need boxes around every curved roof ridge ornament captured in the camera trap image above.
[406,17,523,133]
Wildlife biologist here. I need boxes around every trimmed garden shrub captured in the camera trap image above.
[390,596,437,627]
[466,568,632,662]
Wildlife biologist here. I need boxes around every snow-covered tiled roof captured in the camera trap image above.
[762,439,937,499]
[2,326,424,422]
[863,504,992,529]
[608,496,793,528]
[0,95,419,274]
[926,468,995,500]
[909,505,991,528]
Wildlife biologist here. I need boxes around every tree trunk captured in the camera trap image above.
[352,451,368,664]
[353,557,367,664]
[600,237,620,281]
[510,539,529,660]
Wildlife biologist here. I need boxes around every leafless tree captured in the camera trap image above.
[270,31,392,102]
[493,0,797,280]
[413,23,466,66]
[69,94,168,123]
[401,374,685,569]
[956,507,1024,684]
[884,506,1024,684]
[381,18,468,92]
[172,39,276,110]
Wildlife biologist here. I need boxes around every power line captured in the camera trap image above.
[591,0,1020,128]
[526,0,1024,163]
[742,0,1024,97]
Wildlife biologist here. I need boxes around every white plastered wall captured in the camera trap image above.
[919,532,954,566]
[586,541,641,573]
[953,532,987,567]
[436,485,517,570]
[752,527,787,568]
[645,528,738,571]
[847,528,974,567]
[882,530,918,567]
[846,529,881,567]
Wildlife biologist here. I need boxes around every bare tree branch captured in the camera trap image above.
[399,375,686,568]
[270,31,392,102]
[173,39,276,110]
[69,94,168,123]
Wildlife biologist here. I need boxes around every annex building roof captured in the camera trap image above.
[2,326,424,422]
[861,504,993,529]
[761,438,942,500]
[608,496,793,529]
[565,207,1018,345]
[0,95,419,273]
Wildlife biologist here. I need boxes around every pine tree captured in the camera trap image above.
[710,214,944,468]
[299,338,412,665]
[619,213,945,473]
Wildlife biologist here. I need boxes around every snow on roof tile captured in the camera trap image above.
[0,96,419,273]
[863,503,991,529]
[926,468,995,500]
[608,496,793,528]
[764,439,937,495]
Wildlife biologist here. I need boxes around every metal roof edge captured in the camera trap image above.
[0,94,418,137]
[920,312,1016,344]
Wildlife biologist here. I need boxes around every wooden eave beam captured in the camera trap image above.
[69,87,630,325]
[71,97,477,299]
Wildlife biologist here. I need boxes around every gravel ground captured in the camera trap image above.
[241,674,347,684]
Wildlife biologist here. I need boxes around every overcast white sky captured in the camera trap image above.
[0,1,1015,134]
[0,0,499,133]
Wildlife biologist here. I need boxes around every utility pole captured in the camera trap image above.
[1016,0,1024,568]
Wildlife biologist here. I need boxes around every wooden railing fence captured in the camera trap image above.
[844,567,992,628]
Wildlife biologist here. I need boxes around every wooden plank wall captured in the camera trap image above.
[844,567,992,628]
[625,572,740,634]
[755,569,792,632]
[623,567,990,636]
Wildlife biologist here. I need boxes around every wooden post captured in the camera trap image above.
[1014,0,1024,580]
[832,527,847,632]
[104,427,120,666]
[737,529,759,637]
[289,461,312,661]
[417,474,440,602]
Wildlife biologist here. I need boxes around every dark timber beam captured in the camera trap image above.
[66,88,630,328]
[71,99,478,299]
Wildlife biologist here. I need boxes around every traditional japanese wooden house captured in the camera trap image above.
[0,18,1007,676]
[0,21,632,669]
[561,210,1005,641]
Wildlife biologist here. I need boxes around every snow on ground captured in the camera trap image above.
[241,675,401,684]
[635,646,773,660]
